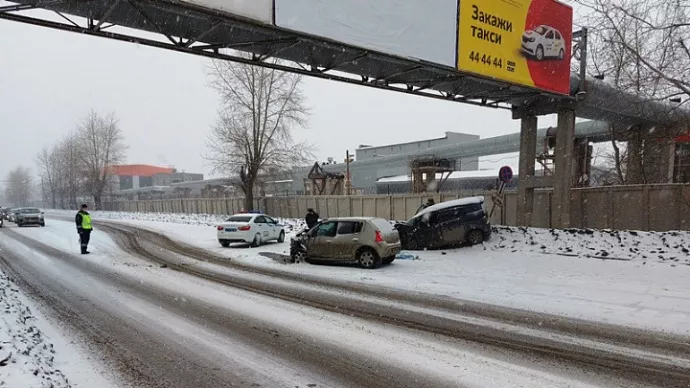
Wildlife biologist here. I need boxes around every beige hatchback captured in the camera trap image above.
[290,217,402,269]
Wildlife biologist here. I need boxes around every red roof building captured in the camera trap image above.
[108,164,176,177]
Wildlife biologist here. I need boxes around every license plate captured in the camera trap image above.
[225,228,236,232]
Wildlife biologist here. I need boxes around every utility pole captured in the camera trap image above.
[345,150,354,196]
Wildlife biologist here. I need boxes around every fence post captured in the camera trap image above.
[643,185,650,230]
[608,188,614,229]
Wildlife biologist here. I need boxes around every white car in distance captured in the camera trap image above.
[217,213,286,247]
[521,25,566,61]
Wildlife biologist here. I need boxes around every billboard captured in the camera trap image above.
[180,0,273,24]
[457,0,573,95]
[274,0,459,67]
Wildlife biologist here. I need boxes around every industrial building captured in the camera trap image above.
[108,165,203,192]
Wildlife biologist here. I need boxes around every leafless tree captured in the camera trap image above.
[4,166,33,206]
[56,132,84,208]
[577,0,689,101]
[36,145,62,208]
[205,58,311,210]
[77,111,127,209]
[577,0,689,182]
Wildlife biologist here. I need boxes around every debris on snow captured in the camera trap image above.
[491,226,690,265]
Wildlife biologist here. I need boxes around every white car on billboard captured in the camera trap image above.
[521,25,566,61]
[216,213,286,247]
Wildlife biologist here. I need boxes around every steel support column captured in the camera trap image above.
[516,116,538,226]
[552,109,576,228]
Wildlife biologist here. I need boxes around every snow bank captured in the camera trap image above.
[490,226,690,265]
[48,209,306,231]
[0,269,70,388]
[49,209,690,265]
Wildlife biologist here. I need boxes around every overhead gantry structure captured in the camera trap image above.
[1,0,688,228]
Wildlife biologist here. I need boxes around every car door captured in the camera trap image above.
[545,30,555,56]
[554,30,563,56]
[332,221,363,259]
[438,207,466,246]
[308,221,338,258]
[263,216,279,239]
[253,216,270,240]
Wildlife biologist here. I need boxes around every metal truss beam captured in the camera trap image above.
[0,5,522,110]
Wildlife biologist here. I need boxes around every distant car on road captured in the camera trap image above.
[521,25,566,61]
[217,213,285,247]
[14,207,45,227]
[290,217,401,269]
[0,207,11,221]
[394,197,491,250]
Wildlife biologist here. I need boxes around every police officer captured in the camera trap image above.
[75,204,93,254]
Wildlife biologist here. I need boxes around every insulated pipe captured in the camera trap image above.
[319,120,610,173]
[569,74,690,125]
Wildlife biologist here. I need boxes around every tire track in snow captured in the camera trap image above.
[97,221,690,388]
[94,220,690,358]
[0,227,461,388]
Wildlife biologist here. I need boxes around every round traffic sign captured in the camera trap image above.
[498,166,513,183]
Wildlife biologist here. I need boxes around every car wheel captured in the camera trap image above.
[357,248,381,269]
[291,249,307,264]
[383,256,395,265]
[40,223,45,227]
[250,234,261,248]
[277,230,285,243]
[220,241,230,248]
[406,237,420,250]
[466,229,485,246]
[536,45,544,60]
[558,48,564,60]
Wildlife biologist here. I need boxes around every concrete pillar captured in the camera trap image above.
[642,130,675,183]
[626,130,644,184]
[516,116,538,226]
[552,109,576,228]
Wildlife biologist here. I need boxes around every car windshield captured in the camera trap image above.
[225,216,253,222]
[21,208,40,213]
[534,26,548,35]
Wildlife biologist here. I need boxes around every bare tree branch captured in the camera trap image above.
[204,56,312,210]
[77,110,127,209]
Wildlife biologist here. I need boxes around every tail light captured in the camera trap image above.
[375,230,384,243]
[217,225,224,231]
[238,225,251,231]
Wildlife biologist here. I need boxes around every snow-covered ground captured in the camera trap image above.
[47,209,690,335]
[5,219,638,388]
[0,266,114,388]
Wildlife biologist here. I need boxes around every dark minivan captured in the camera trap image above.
[395,196,491,250]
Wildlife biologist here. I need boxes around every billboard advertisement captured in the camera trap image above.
[180,0,273,24]
[457,0,573,95]
[274,0,459,67]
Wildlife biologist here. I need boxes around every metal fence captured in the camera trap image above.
[101,184,690,231]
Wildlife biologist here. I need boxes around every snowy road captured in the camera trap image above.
[1,218,689,387]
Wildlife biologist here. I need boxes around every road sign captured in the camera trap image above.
[457,0,573,95]
[498,166,513,183]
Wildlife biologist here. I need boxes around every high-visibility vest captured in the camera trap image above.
[81,213,93,230]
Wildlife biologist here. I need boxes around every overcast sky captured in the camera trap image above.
[0,10,564,183]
